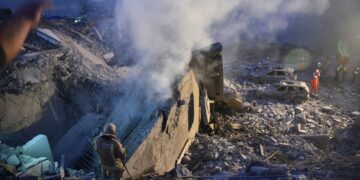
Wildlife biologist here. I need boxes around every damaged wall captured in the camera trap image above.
[123,70,200,177]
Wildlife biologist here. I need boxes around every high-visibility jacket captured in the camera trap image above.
[311,78,319,90]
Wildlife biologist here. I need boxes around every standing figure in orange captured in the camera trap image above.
[311,76,319,96]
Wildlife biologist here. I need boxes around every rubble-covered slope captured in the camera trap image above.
[0,19,129,146]
[181,57,360,179]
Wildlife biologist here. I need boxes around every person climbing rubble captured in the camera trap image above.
[94,123,127,180]
[352,67,360,83]
[0,0,51,70]
[311,76,319,96]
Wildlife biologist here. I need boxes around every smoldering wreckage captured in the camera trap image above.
[0,9,360,180]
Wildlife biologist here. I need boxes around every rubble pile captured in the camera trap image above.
[182,61,359,178]
[0,18,130,177]
[0,135,91,179]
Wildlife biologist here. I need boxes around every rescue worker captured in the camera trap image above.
[94,123,127,180]
[352,67,360,83]
[311,76,319,96]
[334,65,343,82]
[313,69,321,81]
[317,62,322,71]
[342,65,349,81]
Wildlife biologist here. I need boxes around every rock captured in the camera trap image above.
[295,124,307,134]
[239,153,247,161]
[205,151,219,160]
[22,135,54,161]
[351,111,360,116]
[172,164,192,178]
[299,134,330,151]
[321,106,334,114]
[204,161,215,169]
[295,106,304,114]
[211,166,222,173]
[103,52,115,60]
[306,118,317,124]
[182,155,191,163]
[19,160,55,178]
[17,155,47,172]
[6,154,20,166]
[228,122,242,130]
[259,144,266,157]
[249,166,270,175]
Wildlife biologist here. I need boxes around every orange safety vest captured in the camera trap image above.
[311,78,319,90]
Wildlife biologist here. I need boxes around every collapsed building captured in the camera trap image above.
[0,16,257,178]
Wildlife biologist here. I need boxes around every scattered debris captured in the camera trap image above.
[35,28,62,47]
[0,135,91,179]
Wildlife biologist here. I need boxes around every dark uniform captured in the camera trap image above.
[0,46,6,69]
[94,124,127,180]
[352,67,360,83]
[334,65,343,82]
[342,65,348,81]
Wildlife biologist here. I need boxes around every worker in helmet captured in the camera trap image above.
[94,123,127,180]
[352,67,360,83]
[311,76,319,96]
[317,62,322,69]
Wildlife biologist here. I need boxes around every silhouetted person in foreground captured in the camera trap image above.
[0,0,51,70]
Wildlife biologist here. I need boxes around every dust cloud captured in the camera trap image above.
[109,0,330,138]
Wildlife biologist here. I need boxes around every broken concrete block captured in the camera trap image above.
[36,28,62,46]
[103,52,115,60]
[295,106,304,114]
[259,144,266,157]
[173,164,192,178]
[249,163,289,176]
[321,106,334,114]
[6,154,20,167]
[22,135,54,162]
[228,122,242,130]
[0,144,16,161]
[19,160,55,178]
[299,134,330,151]
[351,111,360,116]
[249,166,270,175]
[17,155,47,172]
[200,88,211,127]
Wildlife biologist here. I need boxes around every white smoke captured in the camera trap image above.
[115,0,330,100]
[109,0,330,138]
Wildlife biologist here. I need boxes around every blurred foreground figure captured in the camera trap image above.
[94,123,127,180]
[0,0,51,69]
